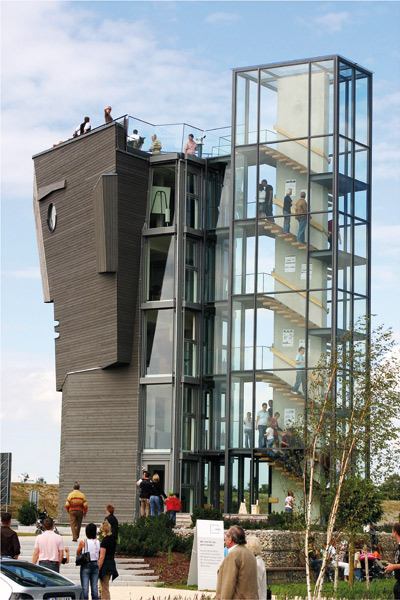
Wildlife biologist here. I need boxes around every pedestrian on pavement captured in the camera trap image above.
[65,481,88,541]
[98,520,119,599]
[32,517,64,573]
[105,504,119,541]
[77,523,100,600]
[139,471,152,517]
[1,512,20,558]
[215,525,258,600]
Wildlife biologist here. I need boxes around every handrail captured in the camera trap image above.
[270,272,329,313]
[273,124,330,162]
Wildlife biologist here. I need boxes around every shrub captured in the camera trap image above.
[17,501,38,525]
[117,514,193,557]
[191,506,223,526]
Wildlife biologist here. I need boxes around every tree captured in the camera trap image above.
[17,501,38,525]
[291,322,400,600]
[18,472,31,483]
[379,473,400,501]
[35,477,47,484]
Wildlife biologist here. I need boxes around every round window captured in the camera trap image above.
[47,203,57,232]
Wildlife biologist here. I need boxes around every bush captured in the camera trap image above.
[191,506,223,526]
[117,514,193,557]
[17,501,38,525]
[223,511,306,531]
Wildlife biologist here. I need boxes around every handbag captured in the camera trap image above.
[76,539,91,566]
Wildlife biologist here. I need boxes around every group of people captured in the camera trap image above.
[71,107,113,140]
[257,182,309,243]
[137,470,182,524]
[64,482,119,599]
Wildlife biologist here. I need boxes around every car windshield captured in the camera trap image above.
[1,562,74,588]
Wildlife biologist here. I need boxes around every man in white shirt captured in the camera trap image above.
[73,117,91,138]
[255,402,269,448]
[32,517,64,573]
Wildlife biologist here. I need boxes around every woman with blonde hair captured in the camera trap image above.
[149,473,167,516]
[98,520,118,599]
[246,535,267,600]
[105,504,119,540]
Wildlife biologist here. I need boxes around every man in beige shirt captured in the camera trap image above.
[215,526,259,600]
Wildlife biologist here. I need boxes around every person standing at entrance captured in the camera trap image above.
[139,471,152,517]
[255,403,269,448]
[65,482,88,541]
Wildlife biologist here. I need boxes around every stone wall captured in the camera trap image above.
[178,528,397,584]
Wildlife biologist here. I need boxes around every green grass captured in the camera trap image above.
[271,578,396,599]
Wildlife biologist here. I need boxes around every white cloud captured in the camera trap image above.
[205,12,240,25]
[1,1,232,199]
[1,354,61,425]
[313,11,350,32]
[3,267,41,280]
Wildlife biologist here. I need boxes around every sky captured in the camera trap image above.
[1,0,400,485]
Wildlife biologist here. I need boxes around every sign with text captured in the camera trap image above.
[195,519,224,591]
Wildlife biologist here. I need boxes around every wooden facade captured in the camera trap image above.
[33,124,148,522]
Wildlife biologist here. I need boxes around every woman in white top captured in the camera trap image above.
[285,490,294,513]
[76,522,100,599]
[246,535,267,600]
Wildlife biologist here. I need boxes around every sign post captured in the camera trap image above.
[187,519,224,590]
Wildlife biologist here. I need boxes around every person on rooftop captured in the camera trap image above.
[184,133,198,156]
[149,134,162,154]
[104,106,113,124]
[73,117,91,138]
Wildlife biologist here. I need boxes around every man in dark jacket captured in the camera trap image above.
[1,512,20,558]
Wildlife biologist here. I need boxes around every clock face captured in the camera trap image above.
[47,203,57,232]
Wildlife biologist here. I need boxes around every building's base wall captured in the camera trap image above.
[58,361,140,524]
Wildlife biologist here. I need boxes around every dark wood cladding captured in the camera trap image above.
[57,303,140,523]
[93,174,118,273]
[33,125,149,389]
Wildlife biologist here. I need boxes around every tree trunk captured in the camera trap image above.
[348,538,354,588]
[364,542,370,589]
[334,555,339,591]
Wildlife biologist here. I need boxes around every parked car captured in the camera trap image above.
[0,558,82,599]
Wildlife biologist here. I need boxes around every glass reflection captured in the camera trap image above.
[150,166,175,227]
[235,70,258,145]
[146,309,173,375]
[146,236,174,301]
[144,384,172,449]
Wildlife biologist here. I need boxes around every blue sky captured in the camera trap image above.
[1,0,399,484]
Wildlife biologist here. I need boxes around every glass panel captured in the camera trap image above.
[235,70,258,146]
[254,460,269,514]
[311,60,334,136]
[257,226,275,293]
[182,461,193,484]
[187,171,198,195]
[232,297,254,371]
[202,382,226,450]
[186,195,199,229]
[230,455,239,512]
[337,291,352,337]
[338,137,353,178]
[229,455,251,513]
[339,212,352,254]
[256,370,305,433]
[206,165,231,229]
[231,374,253,448]
[184,311,197,377]
[150,166,175,228]
[144,384,172,449]
[185,239,198,303]
[309,136,333,213]
[339,63,353,139]
[233,223,256,294]
[354,144,368,186]
[258,163,276,221]
[353,295,367,324]
[355,70,369,146]
[354,221,367,296]
[146,309,173,375]
[354,188,368,222]
[182,416,195,451]
[203,304,228,375]
[260,62,309,142]
[235,147,257,219]
[181,487,193,513]
[146,236,174,301]
[205,232,229,302]
[183,387,195,413]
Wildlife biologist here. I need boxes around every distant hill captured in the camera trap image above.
[7,483,59,520]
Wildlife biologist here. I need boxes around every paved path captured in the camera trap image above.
[18,535,161,587]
